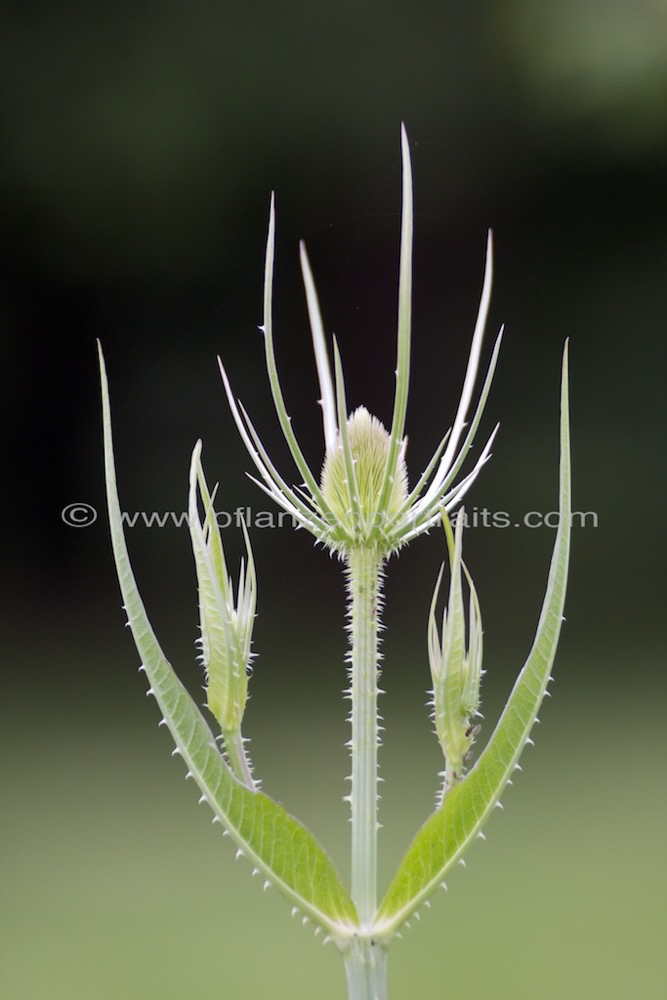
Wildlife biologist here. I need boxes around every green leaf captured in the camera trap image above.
[98,344,358,943]
[374,343,571,940]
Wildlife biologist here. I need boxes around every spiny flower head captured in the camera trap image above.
[321,407,408,540]
[218,125,503,557]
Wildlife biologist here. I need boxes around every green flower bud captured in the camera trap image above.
[320,407,408,541]
[428,510,484,791]
[188,441,256,735]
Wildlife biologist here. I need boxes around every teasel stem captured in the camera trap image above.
[346,546,384,928]
[344,936,388,1000]
[222,728,257,791]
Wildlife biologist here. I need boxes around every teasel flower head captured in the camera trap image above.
[219,126,503,558]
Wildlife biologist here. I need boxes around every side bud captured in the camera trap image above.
[428,510,484,792]
[188,441,256,740]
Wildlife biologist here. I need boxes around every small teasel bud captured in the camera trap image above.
[428,510,484,790]
[188,441,256,735]
[320,406,408,537]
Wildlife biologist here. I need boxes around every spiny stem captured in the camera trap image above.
[222,729,257,791]
[344,938,388,1000]
[346,546,384,927]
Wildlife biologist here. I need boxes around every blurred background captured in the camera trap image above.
[2,1,666,997]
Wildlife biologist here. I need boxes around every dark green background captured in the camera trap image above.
[2,2,665,997]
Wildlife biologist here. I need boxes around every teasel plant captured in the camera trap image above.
[99,126,571,1000]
